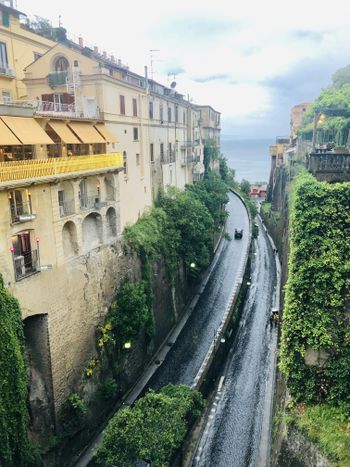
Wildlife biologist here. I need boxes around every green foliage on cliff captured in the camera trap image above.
[280,173,350,406]
[298,65,350,144]
[0,276,32,466]
[108,280,154,347]
[125,177,226,283]
[96,384,205,467]
[288,403,350,467]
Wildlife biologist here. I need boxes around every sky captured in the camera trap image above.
[17,0,350,139]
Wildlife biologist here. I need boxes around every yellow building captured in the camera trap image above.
[0,1,55,102]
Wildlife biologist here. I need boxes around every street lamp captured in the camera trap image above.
[312,113,326,151]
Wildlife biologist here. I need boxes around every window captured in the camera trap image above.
[160,143,164,162]
[54,56,69,72]
[2,90,11,104]
[175,106,178,123]
[123,151,127,174]
[2,11,9,27]
[149,101,153,119]
[133,127,138,141]
[136,153,140,166]
[160,104,164,122]
[33,52,42,61]
[0,42,8,67]
[120,95,125,115]
[74,60,79,67]
[132,98,137,117]
[168,142,173,162]
[183,111,186,125]
[150,143,154,163]
[168,106,172,122]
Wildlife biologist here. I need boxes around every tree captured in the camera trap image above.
[239,179,251,196]
[96,385,205,467]
[332,64,350,89]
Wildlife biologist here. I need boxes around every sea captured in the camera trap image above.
[220,137,274,184]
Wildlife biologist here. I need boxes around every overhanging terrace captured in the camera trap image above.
[0,153,123,189]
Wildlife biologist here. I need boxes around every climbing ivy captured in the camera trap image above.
[280,173,350,406]
[0,276,33,466]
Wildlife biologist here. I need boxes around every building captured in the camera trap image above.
[0,1,219,432]
[291,102,311,142]
[0,1,55,102]
[196,104,221,146]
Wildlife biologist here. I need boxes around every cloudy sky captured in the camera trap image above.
[19,0,350,138]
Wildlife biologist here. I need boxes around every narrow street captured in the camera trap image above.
[192,215,278,466]
[147,191,250,390]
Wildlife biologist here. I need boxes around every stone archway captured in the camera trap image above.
[82,212,103,250]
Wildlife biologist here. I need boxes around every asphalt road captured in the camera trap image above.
[148,191,250,389]
[193,215,277,467]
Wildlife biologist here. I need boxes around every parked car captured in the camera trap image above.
[234,228,243,239]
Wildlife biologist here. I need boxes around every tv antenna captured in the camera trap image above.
[149,49,160,80]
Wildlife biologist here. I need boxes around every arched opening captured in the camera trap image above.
[106,207,117,238]
[104,174,115,201]
[82,213,103,250]
[54,56,69,72]
[62,221,78,257]
[23,314,55,442]
[79,177,100,209]
[58,181,75,217]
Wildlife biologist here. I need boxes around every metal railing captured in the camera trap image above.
[10,200,34,223]
[59,200,75,217]
[37,100,75,113]
[0,62,15,77]
[80,195,100,210]
[48,71,68,87]
[0,153,124,183]
[13,249,39,281]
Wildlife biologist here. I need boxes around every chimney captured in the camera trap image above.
[111,55,115,63]
[94,46,99,54]
[78,36,84,47]
[117,59,121,66]
[103,51,107,59]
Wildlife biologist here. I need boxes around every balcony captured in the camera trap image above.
[10,200,36,223]
[0,153,124,185]
[36,100,77,118]
[13,249,39,281]
[59,199,75,217]
[48,71,68,87]
[0,63,15,78]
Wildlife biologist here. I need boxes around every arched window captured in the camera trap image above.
[82,213,103,250]
[62,221,78,257]
[54,56,69,72]
[106,207,117,238]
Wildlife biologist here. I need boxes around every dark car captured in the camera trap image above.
[234,228,243,239]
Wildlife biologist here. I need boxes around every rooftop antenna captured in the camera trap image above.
[58,15,62,27]
[149,49,160,80]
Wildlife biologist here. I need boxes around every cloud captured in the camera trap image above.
[192,74,231,83]
[291,30,326,41]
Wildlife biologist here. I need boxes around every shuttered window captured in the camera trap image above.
[120,95,125,115]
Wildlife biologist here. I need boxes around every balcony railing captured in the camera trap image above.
[13,249,39,281]
[35,100,99,119]
[0,62,15,77]
[80,195,99,210]
[59,200,75,217]
[0,153,124,184]
[48,71,68,87]
[37,100,75,113]
[10,200,36,223]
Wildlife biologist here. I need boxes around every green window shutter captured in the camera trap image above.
[2,12,10,27]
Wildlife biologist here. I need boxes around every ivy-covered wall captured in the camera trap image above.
[280,173,350,406]
[0,275,32,466]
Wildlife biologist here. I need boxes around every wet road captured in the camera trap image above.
[193,216,277,467]
[148,192,250,390]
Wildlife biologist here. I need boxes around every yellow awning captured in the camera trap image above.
[94,123,117,143]
[0,119,22,145]
[67,122,106,144]
[1,116,54,145]
[47,121,81,144]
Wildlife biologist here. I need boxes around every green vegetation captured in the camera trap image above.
[0,276,34,467]
[58,393,87,437]
[288,403,350,467]
[96,384,205,467]
[280,173,350,406]
[108,280,154,347]
[261,201,271,216]
[298,63,350,145]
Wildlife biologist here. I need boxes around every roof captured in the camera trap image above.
[0,2,25,18]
